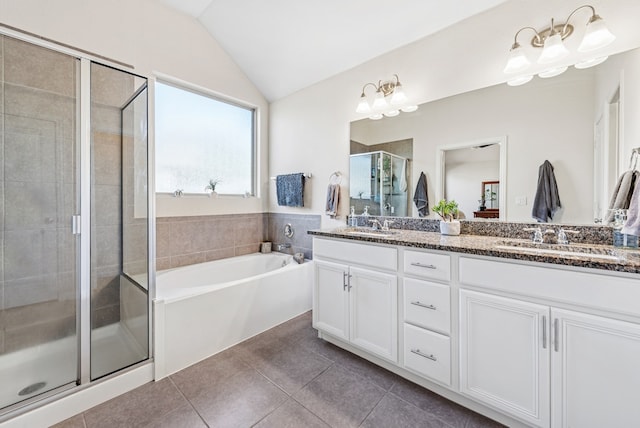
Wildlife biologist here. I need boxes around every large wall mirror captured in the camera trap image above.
[350,46,640,225]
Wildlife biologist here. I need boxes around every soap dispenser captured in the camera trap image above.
[349,206,358,227]
[613,209,625,247]
[611,209,637,248]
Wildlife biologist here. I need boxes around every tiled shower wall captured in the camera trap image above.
[0,37,78,354]
[156,213,321,270]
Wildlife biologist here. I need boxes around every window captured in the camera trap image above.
[155,81,256,195]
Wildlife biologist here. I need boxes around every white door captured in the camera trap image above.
[551,309,640,428]
[460,290,550,427]
[349,266,398,362]
[313,260,349,341]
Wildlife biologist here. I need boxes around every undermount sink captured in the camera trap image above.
[494,240,621,261]
[344,227,398,238]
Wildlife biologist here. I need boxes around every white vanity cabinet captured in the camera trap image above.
[313,239,398,362]
[550,308,640,428]
[312,233,640,428]
[459,256,640,428]
[459,290,550,427]
[401,249,452,386]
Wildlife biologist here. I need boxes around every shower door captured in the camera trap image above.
[0,33,151,415]
[89,63,149,380]
[0,36,80,410]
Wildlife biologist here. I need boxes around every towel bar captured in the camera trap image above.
[270,173,312,180]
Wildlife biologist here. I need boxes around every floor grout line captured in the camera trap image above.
[356,389,388,427]
[167,375,210,428]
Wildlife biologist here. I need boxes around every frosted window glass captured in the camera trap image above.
[155,82,255,194]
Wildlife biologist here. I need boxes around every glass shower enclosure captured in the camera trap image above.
[0,33,152,416]
[350,151,409,216]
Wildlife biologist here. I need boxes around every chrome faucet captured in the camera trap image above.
[557,228,579,245]
[382,219,394,231]
[369,219,383,231]
[276,243,291,251]
[523,227,544,243]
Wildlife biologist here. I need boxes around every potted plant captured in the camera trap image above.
[478,189,496,211]
[432,199,460,235]
[205,178,221,197]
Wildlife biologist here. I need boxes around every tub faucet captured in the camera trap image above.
[277,243,291,251]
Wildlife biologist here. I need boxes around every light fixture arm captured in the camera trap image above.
[512,26,542,48]
[359,82,378,97]
[562,4,597,34]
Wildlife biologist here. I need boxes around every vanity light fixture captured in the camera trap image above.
[355,74,418,120]
[503,4,615,86]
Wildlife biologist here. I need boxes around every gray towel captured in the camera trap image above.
[532,160,561,222]
[621,178,640,236]
[605,170,639,223]
[276,173,305,207]
[413,171,429,217]
[325,184,340,217]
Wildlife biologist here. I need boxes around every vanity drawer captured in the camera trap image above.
[404,278,450,335]
[314,238,397,271]
[403,250,450,281]
[403,323,451,386]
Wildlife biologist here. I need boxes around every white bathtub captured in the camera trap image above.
[153,252,312,378]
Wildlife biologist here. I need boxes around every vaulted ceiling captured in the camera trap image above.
[154,0,508,101]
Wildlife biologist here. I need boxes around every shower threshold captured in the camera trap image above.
[0,322,145,412]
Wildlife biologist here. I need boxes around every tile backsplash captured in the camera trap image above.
[156,213,321,270]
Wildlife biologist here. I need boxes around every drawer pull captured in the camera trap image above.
[410,348,437,361]
[410,262,437,269]
[410,301,436,310]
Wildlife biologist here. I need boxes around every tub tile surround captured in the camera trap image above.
[156,213,321,270]
[53,312,502,428]
[268,213,320,260]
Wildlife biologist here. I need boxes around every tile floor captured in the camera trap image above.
[53,311,504,428]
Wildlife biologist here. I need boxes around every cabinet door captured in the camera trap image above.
[313,260,349,341]
[460,290,550,428]
[551,309,640,428]
[349,266,398,362]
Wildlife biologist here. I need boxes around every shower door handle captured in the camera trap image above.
[71,215,81,235]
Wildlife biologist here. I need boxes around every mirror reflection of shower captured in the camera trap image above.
[350,150,410,216]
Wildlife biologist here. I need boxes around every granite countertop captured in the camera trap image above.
[309,227,640,275]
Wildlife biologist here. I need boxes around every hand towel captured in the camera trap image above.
[413,171,429,217]
[605,170,639,223]
[276,173,305,207]
[621,179,640,236]
[325,184,340,217]
[399,159,408,192]
[532,160,561,222]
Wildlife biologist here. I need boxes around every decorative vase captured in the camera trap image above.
[440,220,461,236]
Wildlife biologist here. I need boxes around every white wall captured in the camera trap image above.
[594,48,640,175]
[269,0,640,227]
[0,0,270,217]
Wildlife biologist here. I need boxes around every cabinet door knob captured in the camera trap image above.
[410,301,436,310]
[410,348,437,361]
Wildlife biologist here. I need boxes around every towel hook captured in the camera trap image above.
[629,148,639,171]
[329,171,342,185]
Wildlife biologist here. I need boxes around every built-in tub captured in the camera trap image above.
[153,252,312,378]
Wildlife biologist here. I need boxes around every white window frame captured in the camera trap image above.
[153,74,258,197]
